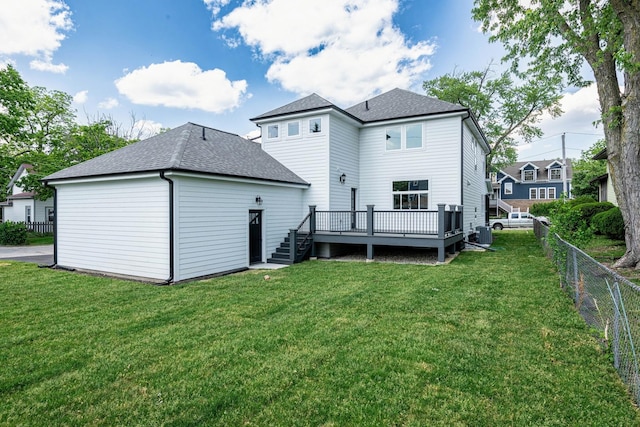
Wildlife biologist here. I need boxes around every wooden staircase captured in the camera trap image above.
[268,234,313,265]
[268,212,314,265]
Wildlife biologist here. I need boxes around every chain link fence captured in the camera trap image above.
[534,220,640,403]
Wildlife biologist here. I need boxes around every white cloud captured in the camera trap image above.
[203,0,230,17]
[73,90,88,104]
[0,0,72,71]
[98,97,119,110]
[115,60,248,113]
[213,0,435,105]
[517,85,604,160]
[30,58,68,73]
[132,119,164,140]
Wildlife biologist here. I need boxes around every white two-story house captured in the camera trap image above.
[1,163,54,225]
[43,88,490,283]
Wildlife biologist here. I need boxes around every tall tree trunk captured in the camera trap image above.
[608,0,640,268]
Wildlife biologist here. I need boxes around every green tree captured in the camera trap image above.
[0,65,34,144]
[571,140,607,199]
[19,120,131,200]
[423,64,562,170]
[473,0,640,268]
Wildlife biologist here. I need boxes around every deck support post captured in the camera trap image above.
[367,205,375,261]
[309,205,317,258]
[437,204,446,239]
[289,229,297,264]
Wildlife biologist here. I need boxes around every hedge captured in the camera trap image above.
[0,221,28,245]
[592,207,625,240]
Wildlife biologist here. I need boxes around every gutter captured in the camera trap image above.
[461,111,470,207]
[159,171,174,285]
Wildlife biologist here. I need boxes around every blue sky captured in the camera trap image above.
[1,0,604,161]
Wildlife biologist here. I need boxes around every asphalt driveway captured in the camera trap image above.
[0,245,54,265]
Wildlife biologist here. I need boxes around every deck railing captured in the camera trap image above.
[312,204,462,237]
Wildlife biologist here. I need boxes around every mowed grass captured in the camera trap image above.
[1,231,638,426]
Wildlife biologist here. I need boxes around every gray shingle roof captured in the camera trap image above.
[250,93,337,121]
[43,123,309,185]
[345,88,467,122]
[501,159,573,181]
[251,88,468,124]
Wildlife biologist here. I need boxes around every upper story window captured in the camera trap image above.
[504,182,513,195]
[386,124,423,151]
[405,124,423,149]
[287,121,300,137]
[523,169,535,182]
[385,127,402,150]
[392,180,429,210]
[267,124,279,139]
[309,118,322,134]
[549,168,561,180]
[489,172,498,183]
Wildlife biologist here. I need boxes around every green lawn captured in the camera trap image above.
[1,231,638,426]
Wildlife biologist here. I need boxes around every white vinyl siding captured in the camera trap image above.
[262,114,330,209]
[55,177,170,280]
[329,115,359,210]
[174,176,304,281]
[359,117,459,211]
[462,123,488,234]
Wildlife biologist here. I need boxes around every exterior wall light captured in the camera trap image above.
[255,196,263,205]
[339,173,346,184]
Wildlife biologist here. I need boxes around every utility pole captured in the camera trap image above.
[561,132,568,197]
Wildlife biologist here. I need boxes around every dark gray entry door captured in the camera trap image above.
[249,210,262,264]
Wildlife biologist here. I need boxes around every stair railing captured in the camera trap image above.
[289,211,313,263]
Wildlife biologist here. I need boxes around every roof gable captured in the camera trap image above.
[345,88,467,123]
[7,163,32,191]
[500,159,573,181]
[250,93,338,121]
[43,123,308,185]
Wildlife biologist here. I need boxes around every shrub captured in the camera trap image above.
[573,202,615,226]
[568,195,597,207]
[0,221,28,245]
[592,207,625,240]
[530,200,560,217]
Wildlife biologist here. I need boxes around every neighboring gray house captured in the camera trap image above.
[1,163,54,225]
[44,88,491,283]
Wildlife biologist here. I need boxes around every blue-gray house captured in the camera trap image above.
[490,160,572,214]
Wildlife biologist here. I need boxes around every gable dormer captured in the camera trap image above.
[519,162,539,182]
[546,160,563,181]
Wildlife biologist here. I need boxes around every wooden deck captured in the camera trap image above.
[307,205,466,262]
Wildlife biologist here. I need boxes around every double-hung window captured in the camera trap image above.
[385,124,423,151]
[392,180,429,210]
[549,168,561,180]
[523,170,535,181]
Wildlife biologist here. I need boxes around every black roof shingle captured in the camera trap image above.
[43,123,309,185]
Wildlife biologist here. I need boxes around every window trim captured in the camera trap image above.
[523,169,536,182]
[504,182,513,195]
[286,120,301,138]
[548,187,556,199]
[385,123,424,151]
[266,124,279,140]
[549,168,562,181]
[392,179,429,210]
[405,123,423,150]
[529,188,537,199]
[309,117,322,134]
